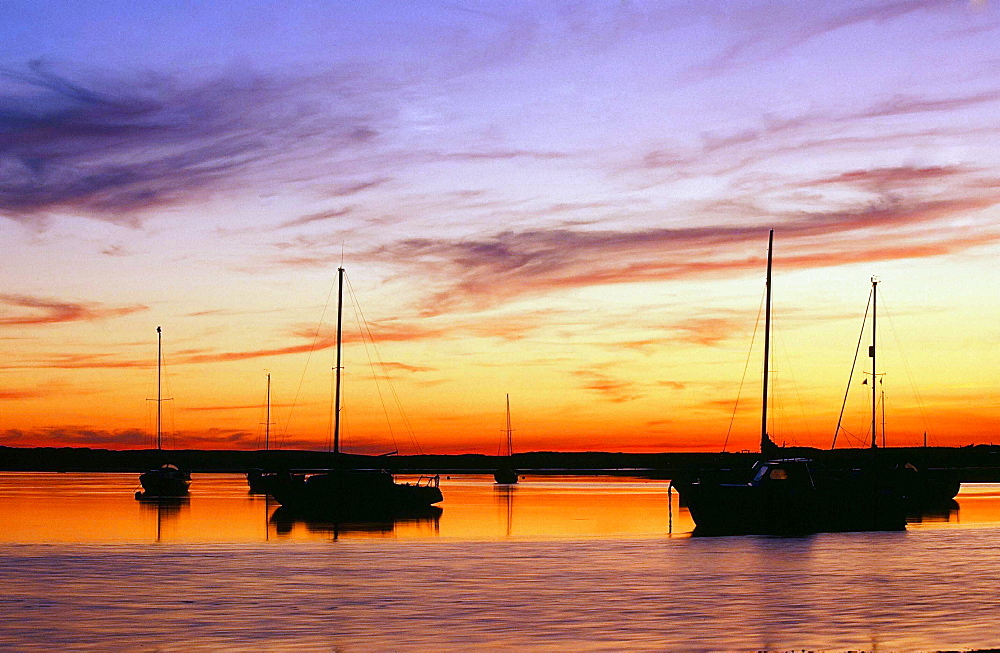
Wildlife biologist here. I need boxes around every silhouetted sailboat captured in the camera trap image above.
[493,394,518,484]
[675,230,908,535]
[136,327,191,499]
[247,371,279,494]
[269,266,443,517]
[831,278,961,507]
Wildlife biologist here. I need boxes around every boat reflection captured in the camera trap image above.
[5,474,1000,544]
[136,494,190,542]
[496,484,514,538]
[906,499,960,524]
[269,505,442,540]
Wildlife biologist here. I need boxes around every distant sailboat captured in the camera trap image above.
[269,266,443,516]
[247,371,279,494]
[493,394,518,484]
[136,326,191,499]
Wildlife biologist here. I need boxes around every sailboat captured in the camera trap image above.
[832,279,961,507]
[136,326,191,499]
[493,394,519,484]
[269,266,443,517]
[247,371,279,494]
[674,230,908,535]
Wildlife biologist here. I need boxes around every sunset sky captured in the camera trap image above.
[2,0,1000,454]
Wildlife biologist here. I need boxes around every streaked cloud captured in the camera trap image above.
[0,293,147,326]
[573,369,641,403]
[0,61,385,226]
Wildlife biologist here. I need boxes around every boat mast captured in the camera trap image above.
[761,229,773,454]
[870,277,878,449]
[157,326,162,451]
[265,371,271,452]
[505,394,513,458]
[333,266,345,455]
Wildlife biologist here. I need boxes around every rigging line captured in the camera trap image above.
[832,286,873,449]
[771,312,815,446]
[158,349,177,448]
[346,273,424,455]
[344,275,401,455]
[772,317,809,447]
[880,292,934,444]
[837,424,867,448]
[722,289,766,453]
[278,276,338,450]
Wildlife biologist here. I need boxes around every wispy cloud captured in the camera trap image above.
[573,369,641,403]
[180,402,295,412]
[0,293,147,326]
[621,316,747,351]
[0,61,386,226]
[688,0,957,79]
[274,206,353,230]
[0,388,47,400]
[0,427,149,447]
[369,183,1000,314]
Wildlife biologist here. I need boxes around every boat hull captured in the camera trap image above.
[493,468,519,484]
[676,459,908,536]
[137,465,191,498]
[246,469,283,495]
[270,470,443,518]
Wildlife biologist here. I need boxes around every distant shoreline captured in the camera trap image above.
[3,444,1000,481]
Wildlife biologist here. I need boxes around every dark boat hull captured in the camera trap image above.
[270,470,443,518]
[676,459,908,536]
[493,468,519,484]
[246,469,283,495]
[137,465,191,498]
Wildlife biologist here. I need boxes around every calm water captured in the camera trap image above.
[2,473,1000,651]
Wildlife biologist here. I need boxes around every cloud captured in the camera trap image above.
[0,293,147,326]
[572,369,641,403]
[0,61,385,226]
[0,388,47,400]
[369,184,1000,315]
[9,352,149,369]
[688,0,956,79]
[0,427,149,447]
[0,425,275,449]
[274,206,353,230]
[619,314,747,351]
[377,361,437,373]
[180,402,295,412]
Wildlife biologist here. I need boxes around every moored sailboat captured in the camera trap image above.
[268,266,442,517]
[247,371,280,494]
[831,278,961,508]
[493,394,519,484]
[674,230,908,535]
[136,327,191,499]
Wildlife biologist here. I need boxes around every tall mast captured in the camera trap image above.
[156,326,162,451]
[333,267,345,455]
[870,277,878,449]
[265,371,271,452]
[505,394,512,458]
[761,229,773,454]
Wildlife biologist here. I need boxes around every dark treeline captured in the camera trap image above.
[3,445,1000,480]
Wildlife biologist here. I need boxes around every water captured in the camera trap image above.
[2,473,1000,651]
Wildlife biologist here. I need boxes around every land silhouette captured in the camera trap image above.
[3,444,1000,481]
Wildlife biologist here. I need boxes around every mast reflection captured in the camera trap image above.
[136,495,190,542]
[495,484,515,538]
